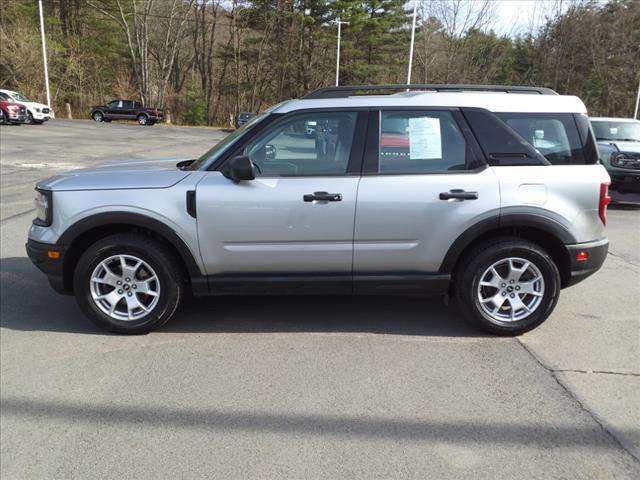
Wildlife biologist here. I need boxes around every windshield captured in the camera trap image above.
[187,111,269,170]
[12,92,31,102]
[591,120,640,142]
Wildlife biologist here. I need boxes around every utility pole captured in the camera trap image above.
[336,19,349,86]
[634,78,639,119]
[407,1,418,85]
[38,0,52,109]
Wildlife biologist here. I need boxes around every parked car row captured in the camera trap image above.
[0,89,51,125]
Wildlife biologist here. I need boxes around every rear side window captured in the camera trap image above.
[496,113,586,165]
[378,111,475,173]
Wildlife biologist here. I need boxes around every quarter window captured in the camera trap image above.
[242,112,357,176]
[378,111,471,173]
[496,113,586,165]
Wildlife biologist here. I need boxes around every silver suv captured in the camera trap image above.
[26,84,611,335]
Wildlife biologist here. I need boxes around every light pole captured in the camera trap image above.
[407,1,418,85]
[38,0,51,110]
[634,78,639,119]
[336,19,349,86]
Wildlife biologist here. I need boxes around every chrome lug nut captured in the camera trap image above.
[117,289,123,294]
[127,292,132,297]
[510,293,515,298]
[117,280,122,285]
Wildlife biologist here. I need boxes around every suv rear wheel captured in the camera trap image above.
[455,237,560,335]
[137,114,148,125]
[73,234,183,334]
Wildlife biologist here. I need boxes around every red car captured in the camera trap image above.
[0,100,27,125]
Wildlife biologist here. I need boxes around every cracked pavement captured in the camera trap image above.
[1,120,639,479]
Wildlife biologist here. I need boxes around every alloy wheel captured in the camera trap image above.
[89,254,161,321]
[477,257,545,323]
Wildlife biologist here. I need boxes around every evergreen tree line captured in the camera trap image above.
[1,0,638,126]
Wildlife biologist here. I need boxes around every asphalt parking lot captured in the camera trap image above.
[1,119,639,479]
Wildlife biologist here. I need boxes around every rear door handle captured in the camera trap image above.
[439,189,479,200]
[303,191,342,202]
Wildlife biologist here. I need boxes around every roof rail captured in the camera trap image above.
[302,84,558,99]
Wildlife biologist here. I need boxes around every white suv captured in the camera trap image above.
[26,84,611,335]
[0,89,51,124]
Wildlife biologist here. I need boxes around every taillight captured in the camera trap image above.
[599,183,611,225]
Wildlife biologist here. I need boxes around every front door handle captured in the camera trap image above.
[439,189,479,200]
[303,191,342,202]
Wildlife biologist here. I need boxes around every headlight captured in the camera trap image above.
[610,153,633,168]
[33,189,52,226]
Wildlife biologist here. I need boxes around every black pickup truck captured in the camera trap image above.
[90,100,163,126]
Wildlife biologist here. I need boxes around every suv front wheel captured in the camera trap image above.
[455,238,561,335]
[73,234,183,334]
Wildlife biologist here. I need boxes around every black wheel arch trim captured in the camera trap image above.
[438,211,577,275]
[57,212,203,279]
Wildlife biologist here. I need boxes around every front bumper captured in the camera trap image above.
[564,237,609,288]
[7,113,27,123]
[26,239,70,294]
[609,171,640,193]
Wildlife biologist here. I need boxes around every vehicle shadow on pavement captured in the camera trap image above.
[0,257,482,337]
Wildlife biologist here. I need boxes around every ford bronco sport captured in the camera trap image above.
[26,84,611,335]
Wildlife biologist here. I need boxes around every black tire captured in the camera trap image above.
[137,114,148,125]
[0,110,5,125]
[93,111,104,122]
[27,111,34,124]
[454,237,561,336]
[73,234,183,334]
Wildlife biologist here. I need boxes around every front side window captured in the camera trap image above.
[378,111,471,173]
[497,113,585,165]
[242,111,357,176]
[107,100,119,108]
[0,92,9,101]
[12,92,30,102]
[122,101,134,109]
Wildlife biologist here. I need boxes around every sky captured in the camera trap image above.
[491,0,569,36]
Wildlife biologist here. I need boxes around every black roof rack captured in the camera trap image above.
[302,84,558,99]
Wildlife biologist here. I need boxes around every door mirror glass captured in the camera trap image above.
[264,144,277,161]
[227,156,255,182]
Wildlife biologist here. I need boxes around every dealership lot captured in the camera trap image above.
[1,120,639,478]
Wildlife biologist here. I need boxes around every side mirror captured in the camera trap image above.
[227,156,255,183]
[265,144,277,161]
